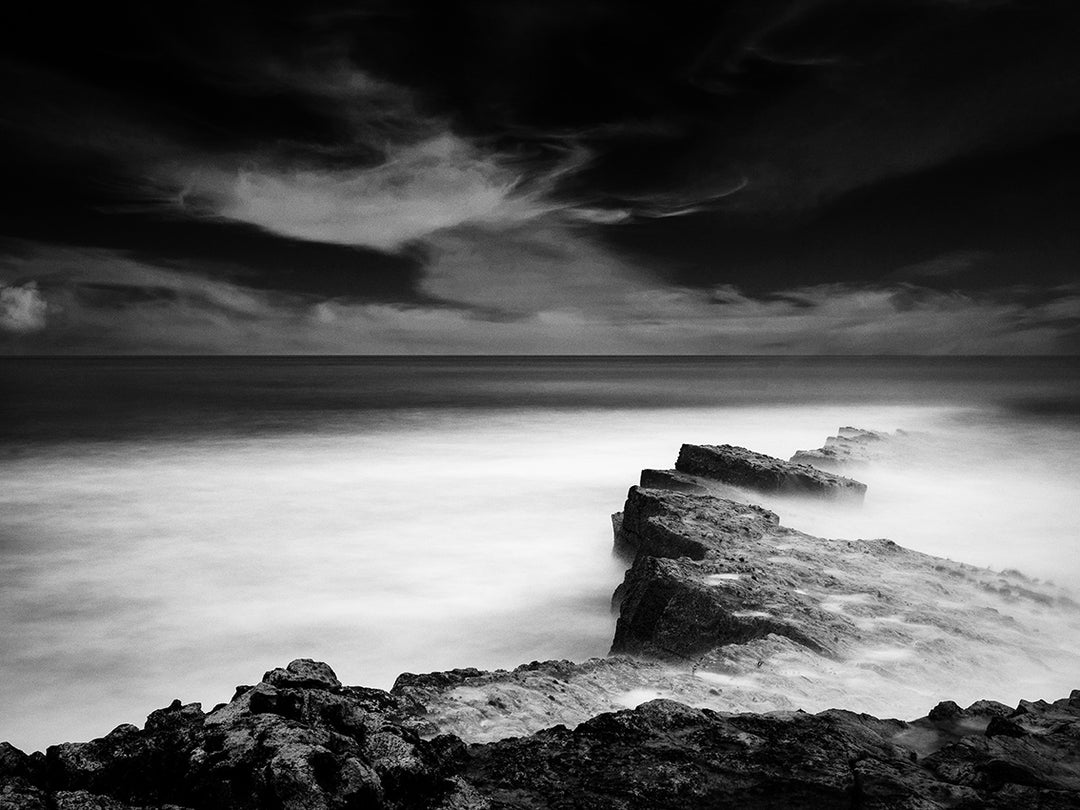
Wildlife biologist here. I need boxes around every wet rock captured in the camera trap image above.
[391,656,727,744]
[406,475,1080,744]
[605,485,1080,720]
[676,443,866,501]
[638,469,710,494]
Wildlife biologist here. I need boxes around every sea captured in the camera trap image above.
[1,356,1078,753]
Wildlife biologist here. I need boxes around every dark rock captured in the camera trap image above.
[986,717,1027,738]
[6,664,1080,809]
[638,469,710,494]
[965,700,1015,719]
[929,701,964,721]
[0,743,30,780]
[5,660,475,810]
[0,777,49,810]
[392,668,486,694]
[676,443,866,501]
[461,693,1080,808]
[262,659,342,691]
[612,554,832,659]
[247,683,304,720]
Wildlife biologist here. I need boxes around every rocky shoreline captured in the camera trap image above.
[4,433,1079,809]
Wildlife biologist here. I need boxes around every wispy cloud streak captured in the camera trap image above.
[3,243,1077,355]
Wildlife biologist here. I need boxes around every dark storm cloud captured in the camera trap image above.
[1,0,1079,352]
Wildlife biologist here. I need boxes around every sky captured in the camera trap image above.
[1,0,1079,354]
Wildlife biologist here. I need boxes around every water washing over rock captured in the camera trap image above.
[4,435,1079,809]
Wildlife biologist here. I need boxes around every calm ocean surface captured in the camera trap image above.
[2,356,1079,752]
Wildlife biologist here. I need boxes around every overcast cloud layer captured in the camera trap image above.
[2,0,1079,353]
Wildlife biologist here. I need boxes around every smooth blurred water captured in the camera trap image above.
[1,357,1078,752]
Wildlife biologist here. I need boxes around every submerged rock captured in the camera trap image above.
[675,443,867,501]
[790,426,919,471]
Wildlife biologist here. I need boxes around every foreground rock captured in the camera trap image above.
[0,659,478,810]
[5,661,1080,809]
[464,691,1080,809]
[675,443,867,501]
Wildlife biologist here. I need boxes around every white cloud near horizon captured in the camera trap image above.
[0,283,47,333]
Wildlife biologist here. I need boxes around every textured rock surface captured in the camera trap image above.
[388,483,1080,744]
[676,443,867,500]
[392,657,730,744]
[0,659,478,810]
[638,468,710,494]
[5,621,1080,809]
[9,674,1080,809]
[608,486,1080,715]
[462,692,1080,809]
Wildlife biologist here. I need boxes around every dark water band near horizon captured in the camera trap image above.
[1,356,1079,753]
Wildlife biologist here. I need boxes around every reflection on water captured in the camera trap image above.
[0,357,1078,752]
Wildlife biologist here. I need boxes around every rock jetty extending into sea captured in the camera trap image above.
[4,432,1079,809]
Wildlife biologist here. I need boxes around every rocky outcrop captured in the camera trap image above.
[675,443,867,501]
[790,426,917,471]
[5,664,1080,809]
[606,485,1080,716]
[377,480,1080,746]
[0,659,479,810]
[462,691,1080,809]
[638,468,710,494]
